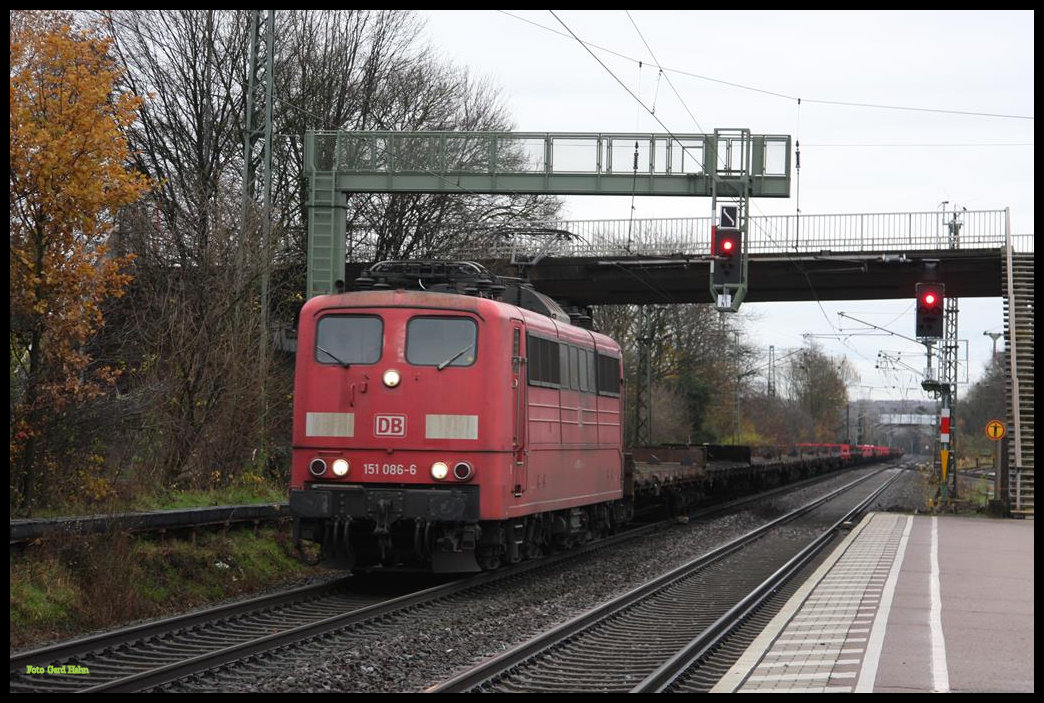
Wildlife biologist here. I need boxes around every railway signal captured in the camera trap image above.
[712,226,743,285]
[915,282,945,339]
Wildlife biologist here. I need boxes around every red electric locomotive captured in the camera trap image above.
[290,262,628,572]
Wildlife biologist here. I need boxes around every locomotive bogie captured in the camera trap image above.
[292,496,629,572]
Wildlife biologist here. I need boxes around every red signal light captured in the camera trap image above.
[711,226,743,285]
[915,281,945,338]
[714,229,738,257]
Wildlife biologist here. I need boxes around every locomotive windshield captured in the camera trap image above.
[406,316,477,368]
[315,315,382,365]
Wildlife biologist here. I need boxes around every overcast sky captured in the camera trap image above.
[416,10,1033,402]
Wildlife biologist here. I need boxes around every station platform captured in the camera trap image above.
[712,512,1034,693]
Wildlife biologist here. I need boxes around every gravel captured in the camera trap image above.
[221,464,926,693]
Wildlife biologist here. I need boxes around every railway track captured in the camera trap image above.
[10,464,903,693]
[10,514,671,692]
[429,465,904,693]
[10,576,395,692]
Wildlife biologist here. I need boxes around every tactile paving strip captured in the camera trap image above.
[712,512,912,693]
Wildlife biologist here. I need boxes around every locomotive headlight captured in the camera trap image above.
[332,458,350,476]
[382,369,401,388]
[431,461,449,480]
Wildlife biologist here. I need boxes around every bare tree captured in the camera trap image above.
[955,356,1006,458]
[273,10,561,264]
[783,341,857,442]
[86,10,558,492]
[593,303,749,445]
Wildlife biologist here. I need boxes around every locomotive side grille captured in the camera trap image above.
[306,412,356,437]
[425,414,479,440]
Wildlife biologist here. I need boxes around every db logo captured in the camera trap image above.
[374,414,407,437]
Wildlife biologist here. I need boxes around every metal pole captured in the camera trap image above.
[257,11,275,469]
[236,10,260,327]
[633,306,653,446]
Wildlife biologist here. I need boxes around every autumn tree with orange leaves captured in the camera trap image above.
[10,11,151,513]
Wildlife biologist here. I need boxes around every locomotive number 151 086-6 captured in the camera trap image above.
[362,463,418,476]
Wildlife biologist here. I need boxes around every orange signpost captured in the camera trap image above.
[985,419,1006,441]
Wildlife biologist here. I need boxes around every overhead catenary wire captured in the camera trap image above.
[552,10,906,380]
[499,10,1033,122]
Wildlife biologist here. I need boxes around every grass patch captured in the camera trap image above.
[10,557,79,640]
[955,474,997,511]
[134,481,288,512]
[21,475,289,519]
[10,523,328,651]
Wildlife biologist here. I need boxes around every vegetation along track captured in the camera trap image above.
[430,464,905,693]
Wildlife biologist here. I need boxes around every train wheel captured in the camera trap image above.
[477,546,502,571]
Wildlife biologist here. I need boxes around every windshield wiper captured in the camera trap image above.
[316,345,351,368]
[436,343,473,371]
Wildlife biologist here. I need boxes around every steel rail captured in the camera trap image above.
[633,469,903,692]
[427,466,896,692]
